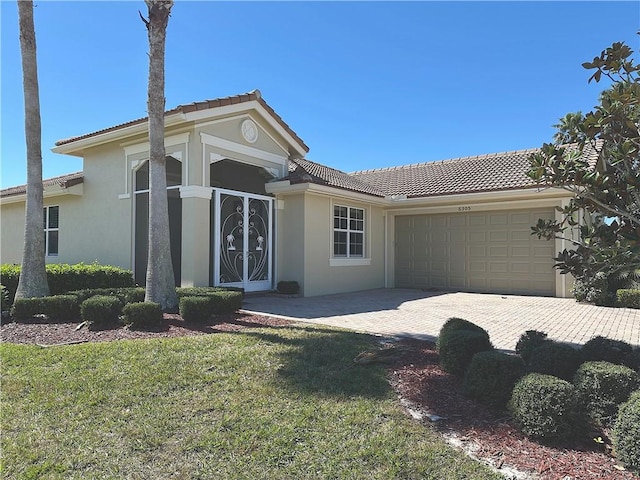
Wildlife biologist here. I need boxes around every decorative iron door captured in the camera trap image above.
[214,189,272,291]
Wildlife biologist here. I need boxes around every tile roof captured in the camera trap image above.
[1,172,84,198]
[55,90,309,153]
[286,142,600,199]
[287,158,387,197]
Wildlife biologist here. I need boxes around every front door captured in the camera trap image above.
[213,189,272,292]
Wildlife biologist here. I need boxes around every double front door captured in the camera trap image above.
[213,189,272,292]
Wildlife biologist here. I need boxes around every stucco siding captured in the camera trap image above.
[277,194,305,293]
[0,202,27,264]
[301,194,385,297]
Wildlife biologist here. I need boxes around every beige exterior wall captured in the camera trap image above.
[275,191,386,297]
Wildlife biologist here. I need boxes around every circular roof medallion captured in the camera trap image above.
[241,119,259,144]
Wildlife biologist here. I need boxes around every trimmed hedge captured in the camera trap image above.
[0,284,8,312]
[122,302,163,329]
[617,289,640,309]
[508,373,583,443]
[80,295,123,330]
[613,390,640,472]
[438,329,493,376]
[573,361,639,427]
[528,340,583,381]
[1,263,134,308]
[10,295,80,322]
[581,336,633,366]
[463,350,526,409]
[515,330,548,364]
[179,296,213,324]
[436,317,490,350]
[277,281,300,295]
[68,287,145,305]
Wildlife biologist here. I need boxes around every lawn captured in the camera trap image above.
[1,324,501,479]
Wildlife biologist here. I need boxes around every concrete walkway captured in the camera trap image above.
[242,288,640,351]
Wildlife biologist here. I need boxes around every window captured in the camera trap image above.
[43,206,59,256]
[333,205,364,257]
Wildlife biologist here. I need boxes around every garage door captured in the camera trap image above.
[395,209,556,296]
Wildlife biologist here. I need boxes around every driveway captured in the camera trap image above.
[242,288,640,351]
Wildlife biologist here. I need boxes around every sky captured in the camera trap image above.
[1,1,638,188]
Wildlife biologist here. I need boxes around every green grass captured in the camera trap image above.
[1,325,500,479]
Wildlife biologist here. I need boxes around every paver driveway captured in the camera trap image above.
[242,288,640,351]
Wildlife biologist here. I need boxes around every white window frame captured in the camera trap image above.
[44,205,59,257]
[332,204,366,259]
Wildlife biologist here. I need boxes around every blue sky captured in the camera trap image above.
[1,1,638,188]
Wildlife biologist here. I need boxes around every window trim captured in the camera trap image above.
[332,204,366,260]
[44,205,59,257]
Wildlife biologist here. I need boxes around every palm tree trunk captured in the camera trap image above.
[143,0,177,310]
[15,0,49,300]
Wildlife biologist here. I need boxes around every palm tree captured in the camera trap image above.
[15,0,49,300]
[141,0,177,309]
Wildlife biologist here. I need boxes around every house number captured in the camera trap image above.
[458,206,471,212]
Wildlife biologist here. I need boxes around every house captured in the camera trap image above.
[0,90,586,297]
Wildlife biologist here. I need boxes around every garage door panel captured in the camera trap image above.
[395,208,555,296]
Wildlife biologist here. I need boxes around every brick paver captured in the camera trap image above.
[242,289,640,351]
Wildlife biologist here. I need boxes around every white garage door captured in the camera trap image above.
[395,208,556,296]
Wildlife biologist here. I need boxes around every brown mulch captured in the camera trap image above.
[387,338,638,480]
[1,317,637,479]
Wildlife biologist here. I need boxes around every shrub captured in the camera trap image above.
[0,263,135,307]
[581,336,633,366]
[463,350,526,408]
[508,373,583,443]
[277,281,300,295]
[0,284,9,312]
[10,295,80,322]
[613,390,640,471]
[528,340,583,381]
[176,286,244,299]
[179,296,213,324]
[122,302,162,329]
[573,361,640,427]
[438,329,493,376]
[625,348,640,372]
[617,289,640,309]
[515,330,548,364]
[436,317,490,350]
[80,296,122,330]
[68,287,145,305]
[212,290,243,314]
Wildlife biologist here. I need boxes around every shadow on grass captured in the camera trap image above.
[238,325,392,400]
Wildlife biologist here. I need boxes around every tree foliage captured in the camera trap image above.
[528,37,640,304]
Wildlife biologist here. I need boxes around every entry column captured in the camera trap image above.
[179,186,213,287]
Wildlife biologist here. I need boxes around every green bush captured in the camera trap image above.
[436,317,490,350]
[0,265,20,307]
[0,284,8,312]
[68,287,146,305]
[80,296,123,330]
[122,302,163,329]
[528,340,583,381]
[581,336,633,366]
[463,350,526,408]
[515,330,548,364]
[438,329,493,377]
[617,289,640,309]
[508,373,583,443]
[613,390,640,471]
[10,295,80,322]
[625,348,640,372]
[179,296,213,324]
[176,286,244,299]
[573,361,640,427]
[0,263,135,308]
[213,291,243,314]
[277,281,300,295]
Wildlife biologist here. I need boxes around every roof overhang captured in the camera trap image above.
[0,182,84,205]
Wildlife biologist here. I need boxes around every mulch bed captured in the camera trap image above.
[1,316,637,479]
